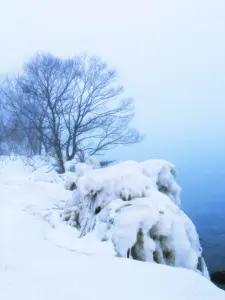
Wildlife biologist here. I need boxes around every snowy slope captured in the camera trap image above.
[1,158,224,300]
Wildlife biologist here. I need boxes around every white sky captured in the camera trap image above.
[1,0,225,163]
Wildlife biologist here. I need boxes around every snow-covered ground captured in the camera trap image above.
[1,158,224,300]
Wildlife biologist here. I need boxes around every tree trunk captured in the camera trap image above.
[54,141,65,174]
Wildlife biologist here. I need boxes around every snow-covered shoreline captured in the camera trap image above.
[1,157,224,299]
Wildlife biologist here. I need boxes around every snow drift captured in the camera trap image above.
[61,159,209,278]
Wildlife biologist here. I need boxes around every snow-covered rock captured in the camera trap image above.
[61,159,209,278]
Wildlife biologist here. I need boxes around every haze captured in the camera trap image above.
[1,0,225,166]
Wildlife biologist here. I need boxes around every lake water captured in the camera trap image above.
[177,157,225,275]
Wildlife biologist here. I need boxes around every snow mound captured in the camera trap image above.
[61,159,209,278]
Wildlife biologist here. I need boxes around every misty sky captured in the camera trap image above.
[1,0,225,165]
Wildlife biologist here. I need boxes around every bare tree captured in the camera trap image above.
[0,53,143,173]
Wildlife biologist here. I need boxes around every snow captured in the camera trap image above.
[60,159,208,276]
[64,156,100,174]
[63,171,78,190]
[73,159,180,205]
[0,156,224,300]
[46,222,116,257]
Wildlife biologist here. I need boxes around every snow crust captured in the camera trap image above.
[1,156,224,300]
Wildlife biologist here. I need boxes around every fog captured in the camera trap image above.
[1,0,225,165]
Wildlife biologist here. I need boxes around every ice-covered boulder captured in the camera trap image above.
[61,159,209,278]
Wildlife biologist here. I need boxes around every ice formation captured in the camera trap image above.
[61,159,209,278]
[63,156,100,189]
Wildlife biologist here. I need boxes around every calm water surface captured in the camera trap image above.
[178,158,225,274]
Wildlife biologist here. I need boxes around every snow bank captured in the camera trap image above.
[61,159,209,278]
[0,155,60,183]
